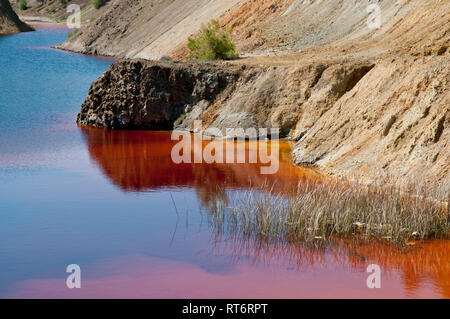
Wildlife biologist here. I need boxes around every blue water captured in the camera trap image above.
[0,26,207,297]
[0,26,109,157]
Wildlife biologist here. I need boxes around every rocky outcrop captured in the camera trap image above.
[77,60,240,130]
[0,0,33,34]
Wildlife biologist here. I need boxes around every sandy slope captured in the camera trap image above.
[58,0,243,59]
[286,0,450,188]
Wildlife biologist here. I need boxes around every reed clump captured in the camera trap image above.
[208,180,449,245]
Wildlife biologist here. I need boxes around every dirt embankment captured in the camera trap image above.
[77,0,449,190]
[0,0,33,34]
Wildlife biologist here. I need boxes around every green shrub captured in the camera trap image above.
[19,0,28,10]
[188,20,238,61]
[91,0,110,9]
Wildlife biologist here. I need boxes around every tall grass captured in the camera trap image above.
[208,179,449,245]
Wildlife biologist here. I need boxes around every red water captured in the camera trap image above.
[79,126,319,193]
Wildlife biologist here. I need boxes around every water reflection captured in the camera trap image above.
[79,126,318,194]
[210,236,450,298]
[8,237,449,298]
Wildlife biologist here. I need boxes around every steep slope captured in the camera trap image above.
[57,0,243,59]
[170,0,296,59]
[172,0,448,58]
[0,0,33,34]
[292,55,449,189]
[280,0,450,188]
[57,0,449,62]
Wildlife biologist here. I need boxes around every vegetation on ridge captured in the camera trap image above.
[188,19,239,61]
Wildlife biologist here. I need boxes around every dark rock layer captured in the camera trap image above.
[77,60,240,130]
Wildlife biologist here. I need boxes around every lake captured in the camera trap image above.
[0,25,448,298]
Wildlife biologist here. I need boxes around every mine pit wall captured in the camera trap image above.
[293,55,449,192]
[78,56,449,193]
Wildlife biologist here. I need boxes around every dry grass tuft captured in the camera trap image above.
[208,180,449,245]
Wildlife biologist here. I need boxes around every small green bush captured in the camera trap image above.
[67,28,79,38]
[188,20,238,61]
[91,0,110,9]
[19,0,28,10]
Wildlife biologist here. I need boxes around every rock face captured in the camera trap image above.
[0,0,33,34]
[78,59,377,136]
[77,61,239,130]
